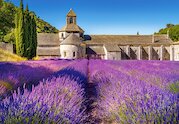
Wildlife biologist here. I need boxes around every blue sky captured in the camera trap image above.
[11,0,179,35]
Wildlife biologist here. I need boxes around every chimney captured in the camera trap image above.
[152,34,155,43]
[167,30,170,39]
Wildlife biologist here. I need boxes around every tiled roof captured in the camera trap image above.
[37,46,60,56]
[59,24,84,33]
[86,46,105,55]
[60,33,82,45]
[84,35,172,45]
[37,33,59,46]
[67,9,76,17]
[104,44,121,52]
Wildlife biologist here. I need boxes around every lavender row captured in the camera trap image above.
[104,60,179,89]
[89,60,178,123]
[0,59,89,123]
[0,60,73,98]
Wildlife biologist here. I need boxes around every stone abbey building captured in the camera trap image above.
[37,9,179,61]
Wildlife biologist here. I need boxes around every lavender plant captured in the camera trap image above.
[0,59,89,123]
[89,60,179,123]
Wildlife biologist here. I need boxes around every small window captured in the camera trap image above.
[64,51,66,57]
[73,52,75,57]
[70,17,73,24]
[61,33,64,38]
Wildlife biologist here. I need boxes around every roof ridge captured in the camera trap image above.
[67,9,76,17]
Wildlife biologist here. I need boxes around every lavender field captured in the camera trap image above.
[0,59,178,123]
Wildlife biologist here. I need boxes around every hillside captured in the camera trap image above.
[0,48,26,61]
[0,0,58,43]
[155,24,179,42]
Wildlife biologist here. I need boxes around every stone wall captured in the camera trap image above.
[105,52,121,60]
[102,45,175,61]
[174,45,179,61]
[60,45,83,59]
[0,42,13,53]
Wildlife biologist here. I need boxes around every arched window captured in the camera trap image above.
[69,17,73,24]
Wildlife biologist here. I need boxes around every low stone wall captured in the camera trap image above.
[0,42,13,53]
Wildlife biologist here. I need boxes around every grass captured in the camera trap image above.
[0,48,26,62]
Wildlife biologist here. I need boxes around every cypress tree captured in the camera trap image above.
[15,0,37,59]
[31,15,37,58]
[15,0,25,56]
[24,5,31,58]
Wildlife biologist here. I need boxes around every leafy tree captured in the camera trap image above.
[3,29,15,43]
[169,25,179,41]
[156,24,179,42]
[0,0,16,42]
[166,24,174,28]
[0,0,58,43]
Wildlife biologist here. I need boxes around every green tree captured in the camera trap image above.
[24,5,31,57]
[156,24,179,42]
[23,5,37,59]
[166,24,174,28]
[31,16,37,58]
[169,25,179,41]
[15,0,25,56]
[0,0,16,42]
[3,29,15,43]
[0,0,58,43]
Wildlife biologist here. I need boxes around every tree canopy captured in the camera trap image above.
[155,24,179,42]
[15,0,37,59]
[0,0,58,43]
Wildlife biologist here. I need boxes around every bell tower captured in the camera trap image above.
[66,9,77,25]
[59,9,84,41]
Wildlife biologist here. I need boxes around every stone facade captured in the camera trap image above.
[37,9,179,61]
[0,42,13,53]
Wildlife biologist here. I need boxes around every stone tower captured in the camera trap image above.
[59,9,86,59]
[59,9,84,41]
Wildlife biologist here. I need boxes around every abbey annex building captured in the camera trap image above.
[37,9,179,61]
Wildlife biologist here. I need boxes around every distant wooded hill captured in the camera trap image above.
[155,24,179,42]
[0,0,58,43]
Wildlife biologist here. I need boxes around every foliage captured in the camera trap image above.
[23,5,37,59]
[0,0,58,43]
[0,0,16,42]
[156,24,179,42]
[36,17,59,33]
[15,1,37,59]
[3,29,15,43]
[15,0,24,56]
